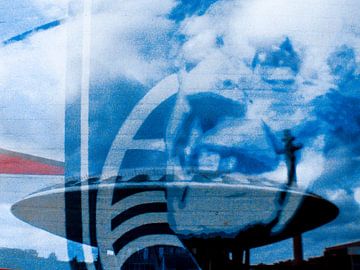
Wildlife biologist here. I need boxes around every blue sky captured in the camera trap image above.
[0,0,359,266]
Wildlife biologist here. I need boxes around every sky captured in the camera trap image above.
[0,0,359,266]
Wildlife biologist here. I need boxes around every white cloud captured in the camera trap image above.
[178,0,360,101]
[297,149,325,188]
[0,24,66,160]
[326,189,350,202]
[354,187,360,205]
[12,0,360,165]
[229,0,360,56]
[24,0,179,88]
[261,161,288,184]
[86,0,177,85]
[9,0,359,162]
[30,0,69,19]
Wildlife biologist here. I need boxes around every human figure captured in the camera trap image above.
[276,130,305,264]
[276,129,303,187]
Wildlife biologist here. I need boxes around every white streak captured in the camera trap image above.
[79,0,93,265]
[80,0,92,178]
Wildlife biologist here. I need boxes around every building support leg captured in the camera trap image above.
[293,234,304,265]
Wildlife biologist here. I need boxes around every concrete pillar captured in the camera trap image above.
[293,234,304,265]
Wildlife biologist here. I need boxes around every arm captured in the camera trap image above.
[293,143,303,151]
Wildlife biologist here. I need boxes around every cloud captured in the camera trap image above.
[85,0,178,85]
[175,0,360,174]
[354,187,360,205]
[150,0,360,194]
[0,23,66,160]
[30,0,69,19]
[10,0,179,100]
[176,0,360,103]
[297,142,326,187]
[326,189,350,202]
[9,0,359,165]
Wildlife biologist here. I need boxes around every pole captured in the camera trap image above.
[293,234,304,265]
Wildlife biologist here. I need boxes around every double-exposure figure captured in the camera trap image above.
[166,37,304,181]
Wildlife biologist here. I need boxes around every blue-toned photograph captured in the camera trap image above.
[0,0,359,269]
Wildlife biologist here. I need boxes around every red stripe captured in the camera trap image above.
[0,154,64,175]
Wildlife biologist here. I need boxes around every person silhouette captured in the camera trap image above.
[276,129,303,187]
